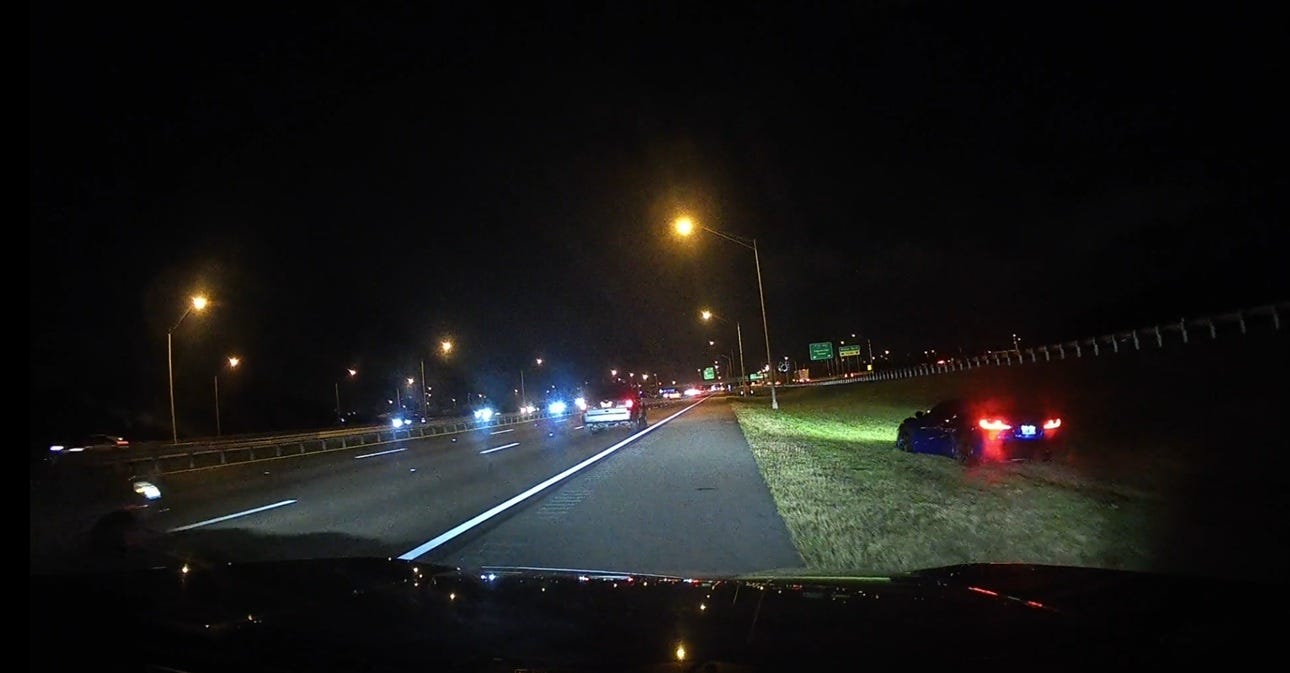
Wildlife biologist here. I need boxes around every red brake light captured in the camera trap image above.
[1043,418,1062,430]
[978,418,1012,431]
[622,399,633,408]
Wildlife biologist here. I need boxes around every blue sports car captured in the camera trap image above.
[895,398,1064,465]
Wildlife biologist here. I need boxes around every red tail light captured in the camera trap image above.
[1043,418,1062,430]
[622,399,633,408]
[978,418,1012,431]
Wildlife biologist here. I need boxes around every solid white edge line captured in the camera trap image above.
[354,447,407,459]
[479,442,521,455]
[398,397,708,560]
[489,428,515,435]
[168,499,298,532]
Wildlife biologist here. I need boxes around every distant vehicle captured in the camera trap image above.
[49,433,130,454]
[470,401,498,423]
[389,414,425,429]
[544,389,574,416]
[658,387,681,399]
[896,398,1063,465]
[581,382,646,433]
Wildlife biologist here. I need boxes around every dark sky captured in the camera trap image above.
[30,1,1287,439]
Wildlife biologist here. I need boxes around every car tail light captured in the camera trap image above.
[978,418,1012,431]
[116,438,129,446]
[622,399,634,408]
[1043,418,1062,430]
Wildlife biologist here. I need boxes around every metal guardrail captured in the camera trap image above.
[71,397,682,476]
[93,410,550,475]
[830,302,1286,384]
[133,423,391,451]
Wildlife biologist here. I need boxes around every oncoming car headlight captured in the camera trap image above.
[548,400,567,415]
[133,480,162,501]
[574,397,587,411]
[473,408,495,422]
[391,417,406,429]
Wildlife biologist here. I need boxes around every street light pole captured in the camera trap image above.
[214,374,221,436]
[167,295,208,444]
[735,322,747,396]
[752,240,779,409]
[681,220,777,409]
[702,309,749,396]
[167,328,178,443]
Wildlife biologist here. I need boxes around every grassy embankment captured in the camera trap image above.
[731,333,1289,580]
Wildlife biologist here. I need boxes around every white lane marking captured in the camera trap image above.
[168,499,298,532]
[354,448,407,459]
[399,398,708,560]
[573,425,584,430]
[489,428,515,435]
[479,442,520,455]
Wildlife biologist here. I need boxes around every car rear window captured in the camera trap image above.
[589,384,635,400]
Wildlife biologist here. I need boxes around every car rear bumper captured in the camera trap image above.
[584,410,634,426]
[995,437,1057,459]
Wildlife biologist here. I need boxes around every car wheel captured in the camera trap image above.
[895,426,912,452]
[953,434,980,467]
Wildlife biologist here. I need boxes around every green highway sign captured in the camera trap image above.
[809,341,834,361]
[839,344,862,358]
[749,372,765,381]
[703,367,716,380]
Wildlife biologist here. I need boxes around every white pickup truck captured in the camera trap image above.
[579,382,647,433]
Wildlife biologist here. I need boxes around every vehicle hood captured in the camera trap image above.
[29,558,1281,671]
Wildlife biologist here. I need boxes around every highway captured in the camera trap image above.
[33,396,802,577]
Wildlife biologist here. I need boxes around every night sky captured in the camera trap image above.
[30,2,1286,441]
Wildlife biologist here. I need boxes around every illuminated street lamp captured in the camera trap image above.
[675,218,778,409]
[336,367,357,417]
[215,355,240,436]
[700,308,747,396]
[440,340,454,354]
[521,357,545,409]
[167,294,209,444]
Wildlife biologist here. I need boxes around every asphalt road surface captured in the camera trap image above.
[32,396,802,577]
